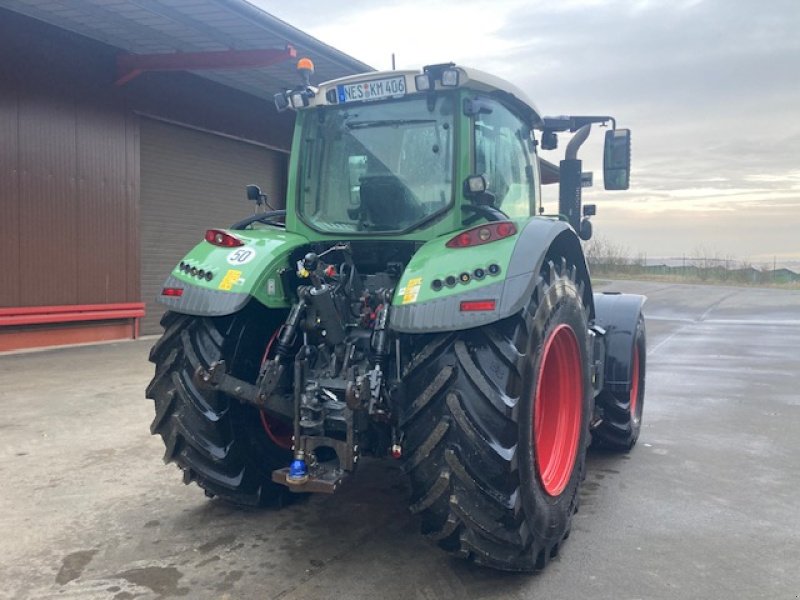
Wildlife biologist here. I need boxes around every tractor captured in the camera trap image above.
[146,59,646,572]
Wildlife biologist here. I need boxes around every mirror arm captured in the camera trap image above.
[462,204,507,223]
[565,124,592,160]
[260,194,276,212]
[231,210,287,230]
[540,115,615,133]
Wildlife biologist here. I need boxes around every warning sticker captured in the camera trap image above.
[218,269,242,291]
[402,277,423,304]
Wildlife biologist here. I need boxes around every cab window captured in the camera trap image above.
[298,95,455,233]
[474,99,536,217]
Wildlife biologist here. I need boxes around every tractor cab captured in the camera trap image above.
[274,60,631,241]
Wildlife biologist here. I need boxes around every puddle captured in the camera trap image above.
[55,549,98,585]
[198,533,237,554]
[115,566,188,597]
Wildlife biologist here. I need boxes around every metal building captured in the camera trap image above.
[0,1,370,350]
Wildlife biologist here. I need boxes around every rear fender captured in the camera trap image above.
[390,218,594,333]
[593,292,646,394]
[157,228,308,317]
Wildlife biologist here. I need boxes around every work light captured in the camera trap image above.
[414,74,431,91]
[441,68,459,87]
[290,92,306,108]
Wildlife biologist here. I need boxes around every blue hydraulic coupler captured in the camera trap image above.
[287,454,309,485]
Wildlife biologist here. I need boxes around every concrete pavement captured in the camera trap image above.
[1,281,799,599]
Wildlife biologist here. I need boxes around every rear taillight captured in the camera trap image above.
[162,287,184,297]
[460,300,496,312]
[446,221,517,248]
[205,229,244,247]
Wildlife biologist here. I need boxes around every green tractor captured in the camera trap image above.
[146,59,646,572]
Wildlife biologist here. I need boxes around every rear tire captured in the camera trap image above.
[592,315,646,451]
[146,305,292,506]
[400,259,592,571]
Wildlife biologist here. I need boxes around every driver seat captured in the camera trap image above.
[358,175,420,230]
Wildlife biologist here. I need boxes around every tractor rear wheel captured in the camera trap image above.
[592,315,646,451]
[146,305,292,506]
[400,259,592,571]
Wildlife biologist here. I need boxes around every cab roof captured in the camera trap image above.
[307,65,543,126]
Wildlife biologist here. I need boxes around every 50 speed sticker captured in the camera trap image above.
[227,247,256,265]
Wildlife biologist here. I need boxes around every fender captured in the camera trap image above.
[593,292,646,393]
[157,228,309,317]
[390,218,594,333]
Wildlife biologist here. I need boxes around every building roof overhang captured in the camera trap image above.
[3,0,373,99]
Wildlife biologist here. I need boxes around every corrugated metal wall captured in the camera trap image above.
[0,82,22,308]
[139,119,286,333]
[0,80,139,309]
[1,8,296,345]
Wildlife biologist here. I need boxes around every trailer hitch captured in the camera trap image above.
[271,428,355,494]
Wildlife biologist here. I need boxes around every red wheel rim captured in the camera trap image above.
[259,328,293,450]
[630,346,640,422]
[533,324,583,497]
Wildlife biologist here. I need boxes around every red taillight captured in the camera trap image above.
[496,221,515,237]
[451,232,472,248]
[445,221,517,248]
[205,229,244,247]
[460,299,496,312]
[162,287,184,297]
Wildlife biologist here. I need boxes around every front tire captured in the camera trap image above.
[401,260,592,571]
[146,306,292,506]
[592,315,646,451]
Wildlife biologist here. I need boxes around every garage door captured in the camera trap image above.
[140,119,286,334]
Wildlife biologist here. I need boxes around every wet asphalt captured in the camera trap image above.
[1,280,798,599]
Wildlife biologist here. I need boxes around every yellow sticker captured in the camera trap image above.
[218,269,242,291]
[402,277,423,304]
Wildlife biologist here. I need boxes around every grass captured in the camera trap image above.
[584,236,800,290]
[588,266,800,290]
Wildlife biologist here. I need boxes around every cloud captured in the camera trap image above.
[253,0,800,260]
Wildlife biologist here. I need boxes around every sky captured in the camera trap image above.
[256,0,800,265]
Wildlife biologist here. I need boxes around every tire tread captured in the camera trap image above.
[402,260,590,571]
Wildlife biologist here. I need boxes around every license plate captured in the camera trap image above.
[336,76,406,104]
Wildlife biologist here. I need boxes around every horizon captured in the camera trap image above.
[590,248,800,272]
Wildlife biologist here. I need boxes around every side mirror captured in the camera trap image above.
[246,184,266,205]
[463,174,496,206]
[274,92,290,113]
[603,128,631,190]
[579,218,593,241]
